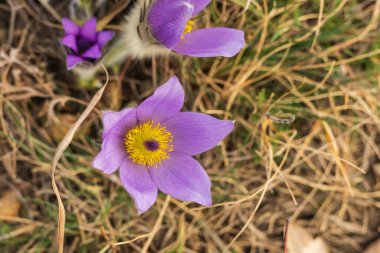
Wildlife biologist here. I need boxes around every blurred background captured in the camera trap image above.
[0,0,379,252]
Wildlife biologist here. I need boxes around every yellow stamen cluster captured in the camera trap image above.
[125,121,173,167]
[182,20,194,39]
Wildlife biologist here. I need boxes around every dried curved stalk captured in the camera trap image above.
[51,65,109,253]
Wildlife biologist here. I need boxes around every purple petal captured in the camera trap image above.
[190,0,211,16]
[80,17,97,41]
[61,34,77,52]
[137,76,184,123]
[62,18,79,35]
[106,109,138,139]
[81,44,102,59]
[120,159,158,214]
[148,0,194,49]
[66,55,84,69]
[173,28,245,57]
[150,152,211,206]
[93,134,127,174]
[102,108,133,138]
[97,31,114,47]
[162,112,234,155]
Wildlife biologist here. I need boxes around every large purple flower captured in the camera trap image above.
[147,0,245,57]
[93,76,234,214]
[61,17,114,69]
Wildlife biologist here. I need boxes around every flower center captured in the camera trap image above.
[181,20,194,39]
[77,37,93,54]
[124,121,173,167]
[144,140,159,151]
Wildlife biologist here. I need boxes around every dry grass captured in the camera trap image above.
[1,0,380,252]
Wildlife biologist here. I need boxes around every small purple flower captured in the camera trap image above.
[93,76,234,214]
[61,17,114,69]
[147,0,245,57]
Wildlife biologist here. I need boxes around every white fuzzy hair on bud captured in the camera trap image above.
[102,0,170,65]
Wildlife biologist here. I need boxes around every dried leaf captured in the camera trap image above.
[373,163,380,176]
[0,190,21,217]
[287,222,329,253]
[52,65,109,253]
[363,239,380,253]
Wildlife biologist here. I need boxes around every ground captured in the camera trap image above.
[0,0,379,252]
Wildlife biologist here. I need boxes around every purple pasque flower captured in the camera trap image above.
[93,76,234,214]
[147,0,245,57]
[61,17,114,69]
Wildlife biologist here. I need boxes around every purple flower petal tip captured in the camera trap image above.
[120,160,158,214]
[61,35,77,52]
[97,31,115,47]
[94,76,233,213]
[150,153,212,206]
[173,28,245,57]
[62,18,80,34]
[163,112,234,155]
[93,134,127,174]
[137,76,184,123]
[80,17,97,41]
[60,17,114,69]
